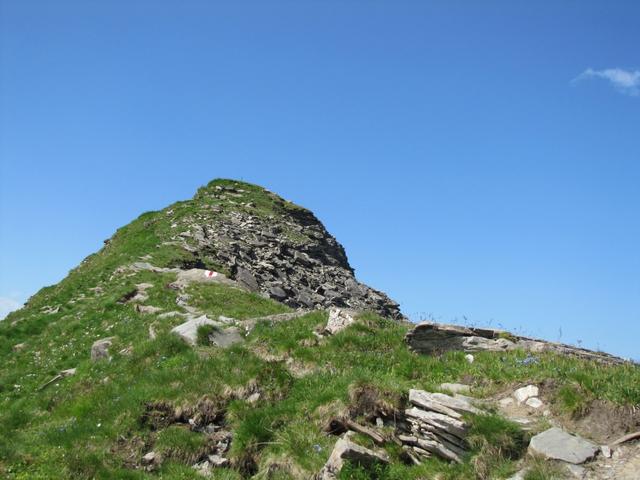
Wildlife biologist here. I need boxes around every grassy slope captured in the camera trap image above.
[1,180,639,479]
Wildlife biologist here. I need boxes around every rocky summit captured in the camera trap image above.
[152,180,402,319]
[1,179,639,480]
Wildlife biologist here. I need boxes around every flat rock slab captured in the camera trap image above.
[209,327,243,348]
[171,269,239,289]
[529,427,598,464]
[171,316,222,346]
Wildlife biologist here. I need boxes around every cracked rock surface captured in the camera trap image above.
[166,182,403,319]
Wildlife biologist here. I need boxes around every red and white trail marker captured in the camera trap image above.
[204,270,218,278]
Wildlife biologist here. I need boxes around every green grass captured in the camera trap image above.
[196,324,219,346]
[3,293,639,479]
[523,457,567,480]
[554,383,592,418]
[186,283,290,320]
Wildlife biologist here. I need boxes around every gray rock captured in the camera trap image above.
[405,407,468,438]
[135,305,163,315]
[415,436,462,463]
[268,286,287,300]
[564,463,586,478]
[529,427,598,464]
[406,322,628,364]
[514,385,539,403]
[91,338,113,361]
[400,389,483,463]
[317,438,389,479]
[525,397,544,409]
[208,326,243,348]
[235,267,259,291]
[167,187,404,319]
[410,390,482,415]
[462,335,515,352]
[171,269,238,289]
[171,316,221,346]
[323,308,357,335]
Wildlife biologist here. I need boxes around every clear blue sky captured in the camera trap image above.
[1,1,638,359]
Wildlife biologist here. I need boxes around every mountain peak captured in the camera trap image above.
[190,179,402,318]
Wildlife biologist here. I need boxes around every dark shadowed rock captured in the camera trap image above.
[176,181,403,319]
[235,267,259,292]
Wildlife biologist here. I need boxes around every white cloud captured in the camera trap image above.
[574,68,640,96]
[0,296,23,320]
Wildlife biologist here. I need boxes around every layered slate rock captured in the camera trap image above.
[405,322,628,364]
[165,181,403,319]
[400,389,483,463]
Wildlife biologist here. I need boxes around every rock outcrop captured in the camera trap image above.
[399,389,483,463]
[405,322,628,364]
[167,181,403,319]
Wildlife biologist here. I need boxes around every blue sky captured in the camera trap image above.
[1,1,638,359]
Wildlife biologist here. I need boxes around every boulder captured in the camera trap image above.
[235,267,259,292]
[91,338,113,361]
[171,269,238,289]
[401,389,483,463]
[317,438,389,479]
[323,308,357,335]
[514,385,539,404]
[528,427,598,464]
[171,316,221,346]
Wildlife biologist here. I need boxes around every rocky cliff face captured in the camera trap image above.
[153,180,403,319]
